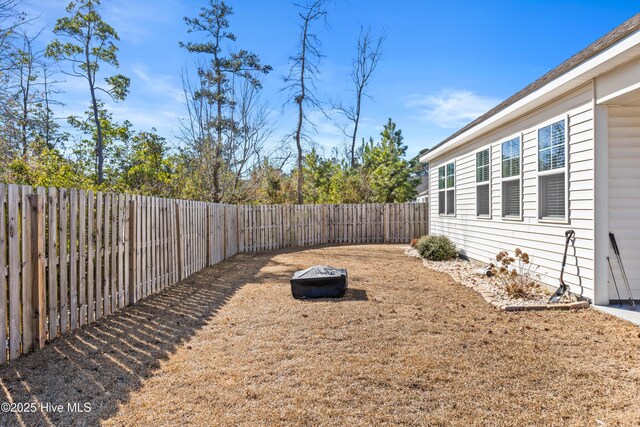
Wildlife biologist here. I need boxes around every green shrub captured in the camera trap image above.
[415,235,457,261]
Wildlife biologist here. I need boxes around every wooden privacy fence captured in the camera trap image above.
[0,182,427,363]
[238,203,428,252]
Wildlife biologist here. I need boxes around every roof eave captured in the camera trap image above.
[421,27,640,163]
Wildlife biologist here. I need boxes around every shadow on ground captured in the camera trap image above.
[0,248,301,426]
[299,288,369,303]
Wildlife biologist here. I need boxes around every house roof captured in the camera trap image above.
[416,175,429,195]
[423,13,640,159]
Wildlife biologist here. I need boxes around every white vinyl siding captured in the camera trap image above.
[476,149,490,217]
[537,119,568,221]
[429,86,595,300]
[608,106,640,300]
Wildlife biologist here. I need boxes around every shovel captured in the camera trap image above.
[549,230,576,303]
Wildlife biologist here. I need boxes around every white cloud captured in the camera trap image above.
[305,110,346,151]
[21,0,185,44]
[101,0,184,44]
[407,90,500,129]
[131,65,184,104]
[108,103,182,133]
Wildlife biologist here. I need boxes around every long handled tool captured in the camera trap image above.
[549,229,576,303]
[606,256,623,306]
[609,233,636,309]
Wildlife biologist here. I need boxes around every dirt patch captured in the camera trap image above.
[1,245,640,426]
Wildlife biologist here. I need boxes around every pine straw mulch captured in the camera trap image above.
[1,244,640,426]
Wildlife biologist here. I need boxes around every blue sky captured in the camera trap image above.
[20,0,639,161]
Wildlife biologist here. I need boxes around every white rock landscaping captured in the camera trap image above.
[403,246,589,311]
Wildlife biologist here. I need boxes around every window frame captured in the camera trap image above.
[536,115,569,223]
[475,147,491,219]
[438,161,456,217]
[500,134,523,221]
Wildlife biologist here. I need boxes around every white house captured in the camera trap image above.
[421,14,640,305]
[416,175,429,203]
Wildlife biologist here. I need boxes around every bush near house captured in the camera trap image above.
[490,248,541,299]
[415,235,457,261]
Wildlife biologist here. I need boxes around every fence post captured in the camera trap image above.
[176,202,184,281]
[206,205,211,266]
[424,202,429,236]
[236,205,241,254]
[29,190,46,349]
[383,204,390,243]
[223,206,228,259]
[322,204,328,244]
[128,201,137,305]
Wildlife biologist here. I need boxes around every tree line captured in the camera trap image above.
[0,0,425,205]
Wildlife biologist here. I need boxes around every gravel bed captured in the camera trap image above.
[403,246,552,306]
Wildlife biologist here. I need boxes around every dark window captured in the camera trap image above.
[538,120,566,220]
[476,149,490,217]
[501,137,521,218]
[539,173,565,219]
[502,180,520,217]
[438,162,455,215]
[476,185,490,216]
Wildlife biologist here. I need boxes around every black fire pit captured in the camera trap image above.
[290,265,348,299]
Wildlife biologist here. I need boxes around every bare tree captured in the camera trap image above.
[224,77,276,201]
[177,67,217,201]
[1,28,65,158]
[334,27,384,167]
[0,0,25,72]
[0,0,25,149]
[179,65,279,203]
[284,0,328,204]
[180,0,271,202]
[36,61,65,149]
[10,31,42,155]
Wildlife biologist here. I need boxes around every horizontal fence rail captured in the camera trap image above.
[0,182,428,363]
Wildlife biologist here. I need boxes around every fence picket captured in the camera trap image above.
[124,196,131,300]
[0,185,6,364]
[8,185,20,360]
[47,188,58,339]
[31,189,46,349]
[69,189,78,331]
[59,189,69,333]
[118,194,125,309]
[95,192,103,320]
[87,191,95,323]
[78,190,87,326]
[103,194,111,316]
[21,186,33,352]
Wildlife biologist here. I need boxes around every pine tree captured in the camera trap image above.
[46,0,130,185]
[363,119,418,203]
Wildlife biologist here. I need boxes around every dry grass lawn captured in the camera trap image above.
[1,244,640,426]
